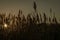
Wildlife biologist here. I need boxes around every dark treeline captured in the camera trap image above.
[0,1,60,40]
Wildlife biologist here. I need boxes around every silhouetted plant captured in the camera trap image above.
[39,13,42,23]
[49,8,52,23]
[33,1,37,12]
[43,13,47,23]
[27,14,32,25]
[49,17,51,23]
[52,12,58,24]
[36,13,39,24]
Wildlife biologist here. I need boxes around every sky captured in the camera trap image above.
[0,0,60,22]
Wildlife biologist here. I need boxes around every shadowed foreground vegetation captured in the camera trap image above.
[0,1,60,40]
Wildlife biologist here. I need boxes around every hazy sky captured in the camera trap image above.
[0,0,60,21]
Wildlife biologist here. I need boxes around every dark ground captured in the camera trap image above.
[0,23,60,40]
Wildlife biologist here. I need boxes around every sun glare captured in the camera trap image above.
[4,23,8,28]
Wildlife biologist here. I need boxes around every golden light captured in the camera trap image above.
[4,23,8,28]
